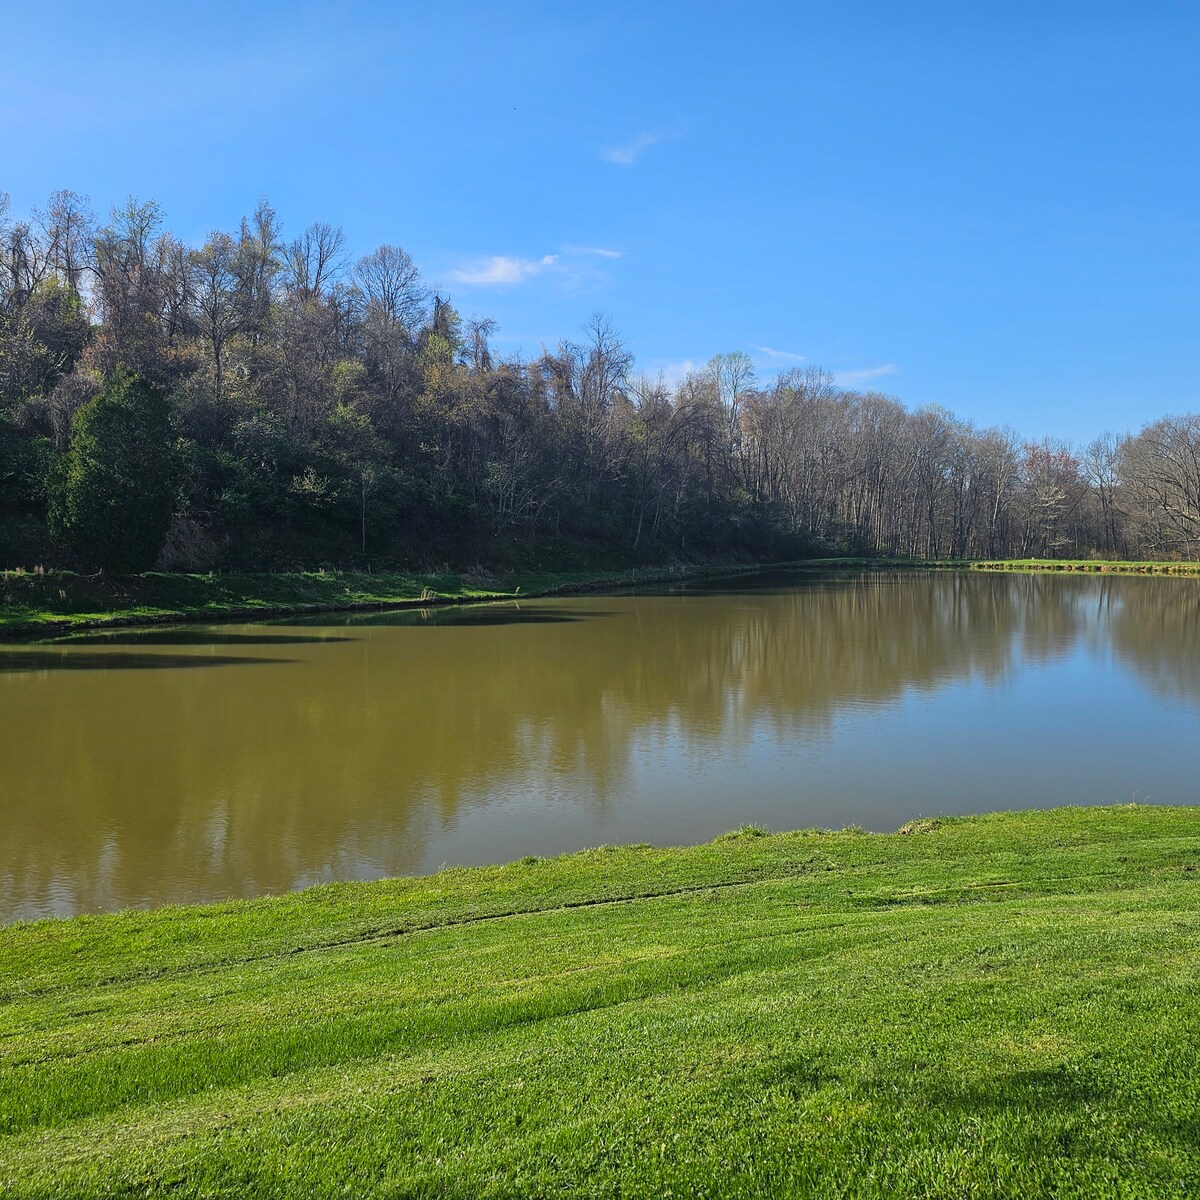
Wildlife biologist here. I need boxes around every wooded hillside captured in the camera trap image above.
[3,191,1197,571]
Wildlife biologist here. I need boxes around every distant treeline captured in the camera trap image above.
[2,190,1198,572]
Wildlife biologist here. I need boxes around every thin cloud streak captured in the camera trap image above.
[834,364,899,387]
[604,132,662,165]
[450,254,559,285]
[564,245,624,259]
[752,344,806,362]
[448,244,625,289]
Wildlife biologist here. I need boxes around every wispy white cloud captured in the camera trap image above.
[447,244,626,290]
[652,359,701,386]
[563,245,624,259]
[450,254,559,285]
[834,364,899,387]
[604,131,663,166]
[752,344,806,363]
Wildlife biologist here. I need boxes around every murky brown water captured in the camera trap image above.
[2,570,1198,922]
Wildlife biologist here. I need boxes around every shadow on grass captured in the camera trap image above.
[922,1065,1103,1112]
[754,1054,839,1097]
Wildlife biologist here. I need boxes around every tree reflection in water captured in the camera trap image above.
[1,571,1196,921]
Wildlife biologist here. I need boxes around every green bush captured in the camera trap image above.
[49,369,177,573]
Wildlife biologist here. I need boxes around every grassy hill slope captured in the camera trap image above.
[2,804,1198,1198]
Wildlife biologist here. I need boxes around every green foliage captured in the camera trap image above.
[48,369,177,573]
[0,418,54,567]
[27,276,89,378]
[0,418,52,510]
[8,189,1200,571]
[0,277,90,409]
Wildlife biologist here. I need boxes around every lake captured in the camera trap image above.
[2,569,1198,922]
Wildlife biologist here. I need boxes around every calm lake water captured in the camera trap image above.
[2,570,1198,922]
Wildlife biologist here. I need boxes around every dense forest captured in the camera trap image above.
[2,190,1198,572]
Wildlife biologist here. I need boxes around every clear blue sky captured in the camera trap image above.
[3,0,1197,441]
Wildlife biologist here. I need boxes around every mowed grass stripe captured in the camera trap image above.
[1,805,1198,1197]
[6,901,1198,1197]
[5,895,1190,1134]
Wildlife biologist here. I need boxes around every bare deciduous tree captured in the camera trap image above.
[286,222,347,298]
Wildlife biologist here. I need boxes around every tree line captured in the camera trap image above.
[2,189,1198,572]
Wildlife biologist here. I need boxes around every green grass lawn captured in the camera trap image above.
[2,804,1198,1197]
[0,567,487,635]
[0,565,703,638]
[968,559,1200,575]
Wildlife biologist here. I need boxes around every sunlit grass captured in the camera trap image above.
[0,565,679,637]
[0,560,884,638]
[969,558,1200,574]
[2,804,1198,1197]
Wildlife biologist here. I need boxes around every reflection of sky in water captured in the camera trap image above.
[439,634,1197,867]
[2,571,1199,922]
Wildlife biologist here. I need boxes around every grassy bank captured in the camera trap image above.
[968,558,1200,575]
[0,558,915,639]
[2,804,1198,1197]
[7,556,1197,640]
[0,562,758,639]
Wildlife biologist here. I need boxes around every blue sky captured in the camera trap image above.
[3,0,1197,441]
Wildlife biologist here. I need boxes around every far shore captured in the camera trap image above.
[968,557,1200,574]
[2,556,1198,641]
[0,557,911,640]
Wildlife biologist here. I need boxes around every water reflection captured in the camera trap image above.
[1108,582,1200,710]
[275,604,615,628]
[1,571,1197,921]
[0,651,293,673]
[49,630,354,646]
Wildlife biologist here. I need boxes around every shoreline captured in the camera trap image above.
[967,557,1200,574]
[1,799,1187,932]
[0,556,917,641]
[5,555,1199,641]
[3,803,1197,1196]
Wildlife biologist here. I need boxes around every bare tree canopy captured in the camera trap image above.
[286,222,347,298]
[353,244,426,333]
[1,187,1197,571]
